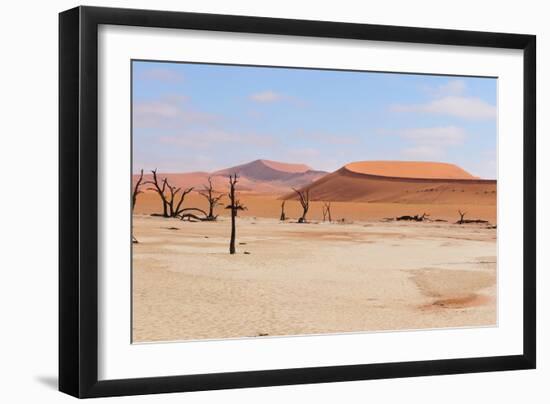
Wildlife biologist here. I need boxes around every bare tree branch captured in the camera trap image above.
[132,169,144,211]
[143,169,170,217]
[174,187,194,217]
[292,187,310,223]
[144,170,195,218]
[198,177,224,220]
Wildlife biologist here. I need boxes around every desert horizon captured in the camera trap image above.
[132,158,497,224]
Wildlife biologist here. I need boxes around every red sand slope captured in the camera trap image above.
[286,161,496,205]
[345,161,478,180]
[259,159,311,173]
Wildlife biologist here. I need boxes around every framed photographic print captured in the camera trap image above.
[59,6,536,398]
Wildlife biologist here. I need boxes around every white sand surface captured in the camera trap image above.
[132,215,496,342]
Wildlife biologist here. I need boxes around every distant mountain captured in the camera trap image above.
[213,159,327,188]
[134,159,497,204]
[284,161,496,205]
[133,159,328,195]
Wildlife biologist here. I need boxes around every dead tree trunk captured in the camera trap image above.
[280,201,286,221]
[198,177,224,220]
[225,174,246,254]
[322,202,332,222]
[144,169,169,217]
[131,169,145,243]
[132,169,144,211]
[292,188,310,223]
[145,169,193,218]
[162,182,194,218]
[458,210,467,224]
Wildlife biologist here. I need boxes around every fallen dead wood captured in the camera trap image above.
[396,213,429,222]
[177,207,212,222]
[455,219,489,225]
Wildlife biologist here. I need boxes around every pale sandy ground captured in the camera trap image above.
[132,214,496,343]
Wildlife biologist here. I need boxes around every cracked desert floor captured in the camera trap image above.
[132,213,496,343]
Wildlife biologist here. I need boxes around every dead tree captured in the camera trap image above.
[322,202,332,222]
[280,201,286,221]
[198,177,224,221]
[455,210,489,225]
[178,207,210,222]
[144,169,169,217]
[396,213,429,222]
[292,188,310,223]
[131,169,145,244]
[144,169,193,218]
[168,183,194,217]
[132,169,144,211]
[225,174,247,254]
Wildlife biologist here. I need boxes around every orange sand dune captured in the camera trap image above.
[287,162,496,205]
[133,160,496,222]
[257,159,311,173]
[345,161,478,180]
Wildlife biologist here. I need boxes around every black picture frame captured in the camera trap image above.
[59,6,536,398]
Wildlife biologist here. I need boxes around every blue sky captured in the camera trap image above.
[132,60,497,178]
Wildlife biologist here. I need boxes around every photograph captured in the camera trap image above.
[131,60,498,343]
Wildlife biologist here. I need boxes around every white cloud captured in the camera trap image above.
[466,150,497,179]
[401,145,445,160]
[391,95,496,120]
[249,91,283,103]
[134,100,181,119]
[397,126,466,146]
[249,91,307,107]
[137,68,184,83]
[289,148,320,158]
[432,79,466,97]
[295,130,361,145]
[393,80,495,120]
[386,126,467,161]
[287,148,341,172]
[159,130,276,149]
[133,95,219,129]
